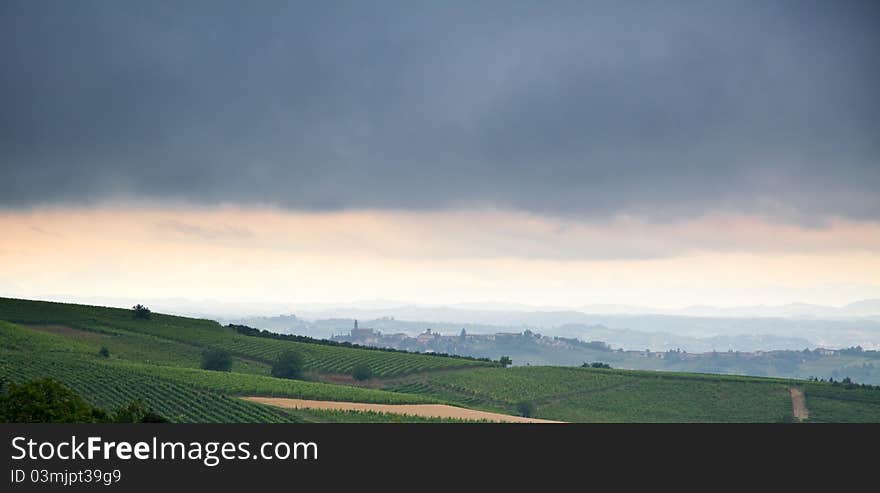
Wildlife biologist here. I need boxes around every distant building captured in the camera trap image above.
[416,329,439,344]
[350,319,378,340]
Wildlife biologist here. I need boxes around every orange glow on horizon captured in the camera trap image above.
[2,206,879,308]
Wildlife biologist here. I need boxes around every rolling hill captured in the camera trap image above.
[1,297,878,422]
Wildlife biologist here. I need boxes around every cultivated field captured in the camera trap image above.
[0,298,494,377]
[2,297,879,423]
[387,366,798,422]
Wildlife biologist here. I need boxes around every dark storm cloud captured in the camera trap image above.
[1,0,879,221]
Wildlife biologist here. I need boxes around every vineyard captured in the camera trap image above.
[3,297,880,422]
[208,335,490,376]
[0,297,495,377]
[108,360,438,404]
[389,366,798,422]
[0,322,440,405]
[0,351,460,423]
[0,351,293,423]
[535,376,793,422]
[0,313,455,423]
[393,367,635,403]
[802,382,880,422]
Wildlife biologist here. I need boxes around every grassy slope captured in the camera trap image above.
[389,366,880,422]
[3,297,879,422]
[802,382,880,423]
[0,318,434,404]
[0,298,494,377]
[25,323,270,375]
[0,298,458,423]
[388,366,797,422]
[606,351,880,385]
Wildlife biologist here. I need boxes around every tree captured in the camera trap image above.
[0,378,105,423]
[132,304,151,320]
[499,356,512,368]
[516,401,535,418]
[98,346,110,358]
[351,363,373,381]
[201,348,232,372]
[271,350,303,379]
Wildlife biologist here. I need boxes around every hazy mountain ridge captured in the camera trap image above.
[26,294,880,320]
[221,313,878,352]
[17,294,880,351]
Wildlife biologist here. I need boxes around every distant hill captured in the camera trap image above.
[844,299,880,317]
[225,311,880,352]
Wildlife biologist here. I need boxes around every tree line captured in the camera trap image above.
[227,324,501,365]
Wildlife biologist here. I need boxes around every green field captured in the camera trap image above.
[2,297,879,422]
[0,298,494,377]
[387,366,797,422]
[801,382,880,423]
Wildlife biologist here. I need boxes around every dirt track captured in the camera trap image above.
[242,397,563,423]
[790,387,809,421]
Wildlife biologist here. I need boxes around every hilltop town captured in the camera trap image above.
[331,320,880,384]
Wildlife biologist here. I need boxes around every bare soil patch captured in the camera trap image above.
[242,397,563,423]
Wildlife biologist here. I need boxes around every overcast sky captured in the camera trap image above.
[2,2,879,308]
[3,1,879,220]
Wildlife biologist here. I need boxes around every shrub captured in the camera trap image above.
[351,364,373,381]
[0,378,105,423]
[201,349,233,372]
[271,350,304,380]
[584,362,611,369]
[113,399,168,423]
[98,346,110,358]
